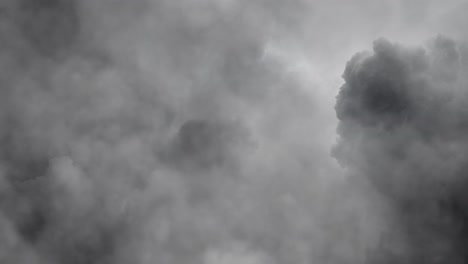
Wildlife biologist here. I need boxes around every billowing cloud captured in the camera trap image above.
[335,36,468,263]
[4,0,468,263]
[0,1,361,264]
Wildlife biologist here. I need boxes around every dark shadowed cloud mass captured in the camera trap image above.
[335,37,468,263]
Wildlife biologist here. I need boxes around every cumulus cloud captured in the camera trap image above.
[335,36,468,263]
[6,0,468,263]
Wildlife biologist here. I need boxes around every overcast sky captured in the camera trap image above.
[1,1,468,263]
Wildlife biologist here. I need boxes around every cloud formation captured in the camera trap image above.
[335,36,468,263]
[4,0,468,263]
[0,1,362,264]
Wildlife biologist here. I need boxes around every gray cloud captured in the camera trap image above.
[4,0,468,263]
[335,36,468,263]
[0,1,362,264]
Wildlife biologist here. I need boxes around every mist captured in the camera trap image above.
[1,0,468,264]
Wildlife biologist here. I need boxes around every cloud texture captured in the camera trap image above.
[3,0,468,263]
[0,1,363,263]
[335,36,468,263]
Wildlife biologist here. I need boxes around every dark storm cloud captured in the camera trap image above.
[16,0,80,56]
[9,0,465,262]
[0,0,80,59]
[335,36,468,263]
